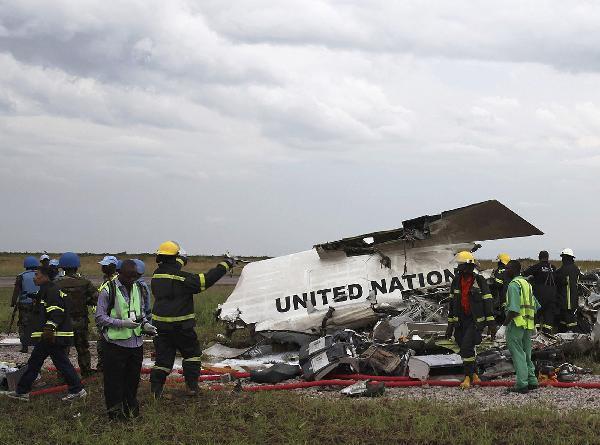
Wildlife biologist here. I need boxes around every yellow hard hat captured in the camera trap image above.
[455,251,475,264]
[496,253,510,265]
[156,240,180,256]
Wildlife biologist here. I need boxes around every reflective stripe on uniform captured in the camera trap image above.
[152,313,195,322]
[453,290,460,294]
[47,321,58,328]
[567,322,578,327]
[46,305,64,313]
[462,356,476,363]
[476,317,485,323]
[219,261,230,271]
[183,356,202,362]
[152,274,185,281]
[482,293,493,300]
[199,273,206,292]
[31,331,74,337]
[152,366,172,373]
[495,278,504,284]
[485,316,495,322]
[448,317,459,323]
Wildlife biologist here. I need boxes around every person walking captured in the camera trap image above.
[6,265,86,401]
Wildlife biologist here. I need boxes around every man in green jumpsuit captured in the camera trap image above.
[504,260,540,394]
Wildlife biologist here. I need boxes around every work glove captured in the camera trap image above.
[142,322,158,336]
[121,319,141,329]
[223,254,237,269]
[445,325,454,340]
[41,326,56,345]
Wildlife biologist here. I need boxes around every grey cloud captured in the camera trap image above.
[0,1,600,258]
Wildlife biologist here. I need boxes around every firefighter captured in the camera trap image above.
[504,260,540,393]
[522,251,557,334]
[555,248,581,332]
[11,256,40,353]
[149,241,235,398]
[96,255,119,372]
[445,251,496,389]
[56,252,98,377]
[489,253,510,322]
[7,265,86,401]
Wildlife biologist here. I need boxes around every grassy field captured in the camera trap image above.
[1,381,600,445]
[0,253,268,277]
[2,253,599,278]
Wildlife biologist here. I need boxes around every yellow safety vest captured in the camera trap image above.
[510,277,536,330]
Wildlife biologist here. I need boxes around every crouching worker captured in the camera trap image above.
[95,259,157,420]
[445,251,496,389]
[7,266,86,401]
[504,260,540,394]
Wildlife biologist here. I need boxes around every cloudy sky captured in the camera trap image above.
[1,1,599,259]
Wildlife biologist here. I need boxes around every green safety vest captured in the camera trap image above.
[510,277,536,330]
[107,283,143,340]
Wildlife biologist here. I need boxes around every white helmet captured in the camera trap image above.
[560,248,575,258]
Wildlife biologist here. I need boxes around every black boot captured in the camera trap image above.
[151,382,164,399]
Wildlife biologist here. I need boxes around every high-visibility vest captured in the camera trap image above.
[107,283,143,340]
[510,277,536,330]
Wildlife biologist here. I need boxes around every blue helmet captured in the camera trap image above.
[23,256,40,269]
[133,259,145,275]
[59,252,80,269]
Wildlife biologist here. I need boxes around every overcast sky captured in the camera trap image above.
[1,1,599,260]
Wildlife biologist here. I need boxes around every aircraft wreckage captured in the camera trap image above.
[218,200,544,340]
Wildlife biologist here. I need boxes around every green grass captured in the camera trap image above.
[0,253,268,277]
[1,382,600,445]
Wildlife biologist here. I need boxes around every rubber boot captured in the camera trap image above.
[151,382,164,400]
[186,381,200,396]
[472,374,481,385]
[459,375,471,389]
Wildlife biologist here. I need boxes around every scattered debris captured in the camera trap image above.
[340,380,385,397]
[408,354,463,381]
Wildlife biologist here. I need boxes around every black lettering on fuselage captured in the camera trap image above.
[371,279,387,295]
[348,284,362,300]
[276,296,290,313]
[293,294,307,310]
[388,276,404,292]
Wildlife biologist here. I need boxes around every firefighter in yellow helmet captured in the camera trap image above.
[489,253,510,323]
[445,251,496,389]
[149,241,236,397]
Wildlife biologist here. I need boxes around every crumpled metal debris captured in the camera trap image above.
[340,380,385,397]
